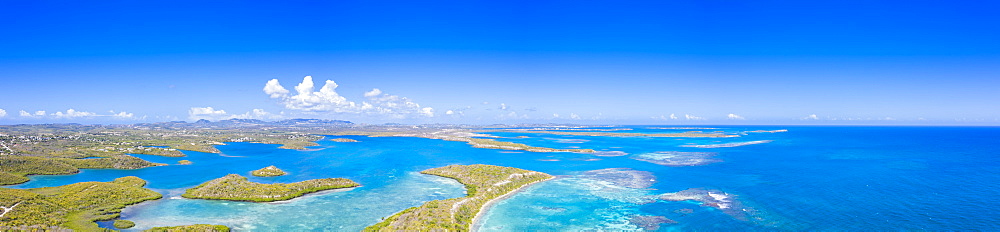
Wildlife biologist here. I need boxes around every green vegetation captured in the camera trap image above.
[0,176,162,231]
[144,224,231,232]
[178,160,193,165]
[0,123,330,184]
[0,155,164,186]
[0,172,29,186]
[182,174,359,202]
[365,164,553,231]
[250,166,286,177]
[330,138,360,142]
[0,124,325,156]
[114,219,136,229]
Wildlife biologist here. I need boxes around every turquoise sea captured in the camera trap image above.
[9,126,1000,231]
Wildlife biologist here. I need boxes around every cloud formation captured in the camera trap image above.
[362,88,435,117]
[363,88,382,97]
[188,107,229,121]
[803,114,820,120]
[12,109,139,120]
[0,109,5,118]
[111,111,134,118]
[189,107,284,121]
[264,76,434,118]
[263,79,290,98]
[727,113,745,120]
[684,114,705,120]
[264,76,357,112]
[52,109,96,118]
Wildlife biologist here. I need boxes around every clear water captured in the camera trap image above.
[10,126,1000,231]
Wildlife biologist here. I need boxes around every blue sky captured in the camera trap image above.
[1,0,998,125]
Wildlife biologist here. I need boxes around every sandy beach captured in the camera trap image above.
[470,175,556,231]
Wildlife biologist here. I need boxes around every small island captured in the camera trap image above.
[113,220,136,229]
[365,164,553,231]
[330,138,360,142]
[177,160,193,165]
[182,174,359,202]
[250,165,286,177]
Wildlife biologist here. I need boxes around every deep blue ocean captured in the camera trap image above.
[9,126,1000,231]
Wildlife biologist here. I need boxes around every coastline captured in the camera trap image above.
[470,175,555,231]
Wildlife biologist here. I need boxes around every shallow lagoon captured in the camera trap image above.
[11,126,1000,231]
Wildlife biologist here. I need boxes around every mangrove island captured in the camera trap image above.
[182,174,359,202]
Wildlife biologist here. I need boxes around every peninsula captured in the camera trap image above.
[0,176,161,231]
[0,155,164,185]
[182,174,359,202]
[365,164,553,231]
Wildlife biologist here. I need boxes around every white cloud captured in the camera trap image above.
[231,109,283,120]
[499,103,508,110]
[553,113,560,118]
[364,88,382,97]
[110,111,135,119]
[362,88,434,118]
[52,109,97,118]
[653,114,680,120]
[570,113,581,120]
[264,76,433,118]
[803,114,820,120]
[727,113,745,120]
[263,79,290,98]
[265,76,357,112]
[420,107,435,117]
[0,109,5,118]
[189,107,229,121]
[684,114,705,120]
[11,109,137,120]
[190,107,285,121]
[445,110,454,115]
